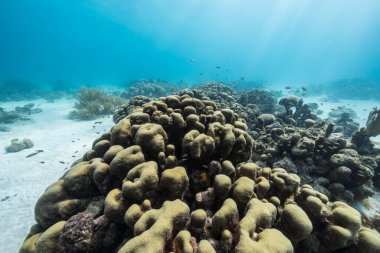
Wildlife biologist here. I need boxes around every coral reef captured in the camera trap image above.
[238,88,277,114]
[248,96,377,203]
[177,82,239,111]
[328,107,357,119]
[20,95,380,253]
[0,79,72,102]
[0,79,44,102]
[69,87,126,120]
[0,126,11,132]
[5,138,34,153]
[113,96,152,124]
[351,107,380,155]
[178,83,272,126]
[0,107,26,124]
[365,107,380,137]
[333,112,359,137]
[322,78,380,101]
[276,95,319,127]
[0,103,42,124]
[349,108,380,189]
[15,103,43,115]
[120,79,179,99]
[178,83,241,120]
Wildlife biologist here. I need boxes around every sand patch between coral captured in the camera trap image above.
[0,98,114,252]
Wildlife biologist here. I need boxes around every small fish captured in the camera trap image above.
[199,73,203,76]
[190,59,195,63]
[40,161,45,164]
[59,161,65,164]
[321,103,323,105]
[285,86,291,89]
[331,108,336,111]
[301,87,307,91]
[26,153,38,158]
[26,150,43,158]
[240,77,245,80]
[216,66,221,69]
[1,196,10,202]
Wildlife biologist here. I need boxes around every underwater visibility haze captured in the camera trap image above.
[2,1,380,253]
[1,0,380,85]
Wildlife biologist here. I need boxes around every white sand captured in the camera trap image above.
[0,98,114,252]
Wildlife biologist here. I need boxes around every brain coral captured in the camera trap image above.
[20,95,380,253]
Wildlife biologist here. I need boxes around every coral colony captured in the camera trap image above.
[20,86,380,252]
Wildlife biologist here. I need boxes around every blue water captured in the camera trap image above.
[1,0,380,86]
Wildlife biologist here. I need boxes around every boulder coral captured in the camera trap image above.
[120,79,177,99]
[20,95,380,253]
[250,98,377,203]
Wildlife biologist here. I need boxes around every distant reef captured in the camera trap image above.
[0,103,42,124]
[308,78,380,101]
[0,79,77,102]
[20,83,380,253]
[120,79,187,99]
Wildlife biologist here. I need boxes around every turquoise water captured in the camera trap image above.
[1,0,380,86]
[1,2,380,252]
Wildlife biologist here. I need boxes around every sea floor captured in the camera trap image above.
[0,98,114,252]
[0,95,379,252]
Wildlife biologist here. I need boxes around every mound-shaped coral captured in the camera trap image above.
[120,79,180,99]
[178,82,238,110]
[238,88,277,114]
[247,95,377,203]
[5,138,34,153]
[113,96,152,124]
[20,95,380,253]
[177,82,262,126]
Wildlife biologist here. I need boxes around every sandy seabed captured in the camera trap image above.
[0,95,379,252]
[0,98,114,252]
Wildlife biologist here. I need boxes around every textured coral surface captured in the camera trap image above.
[20,95,380,253]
